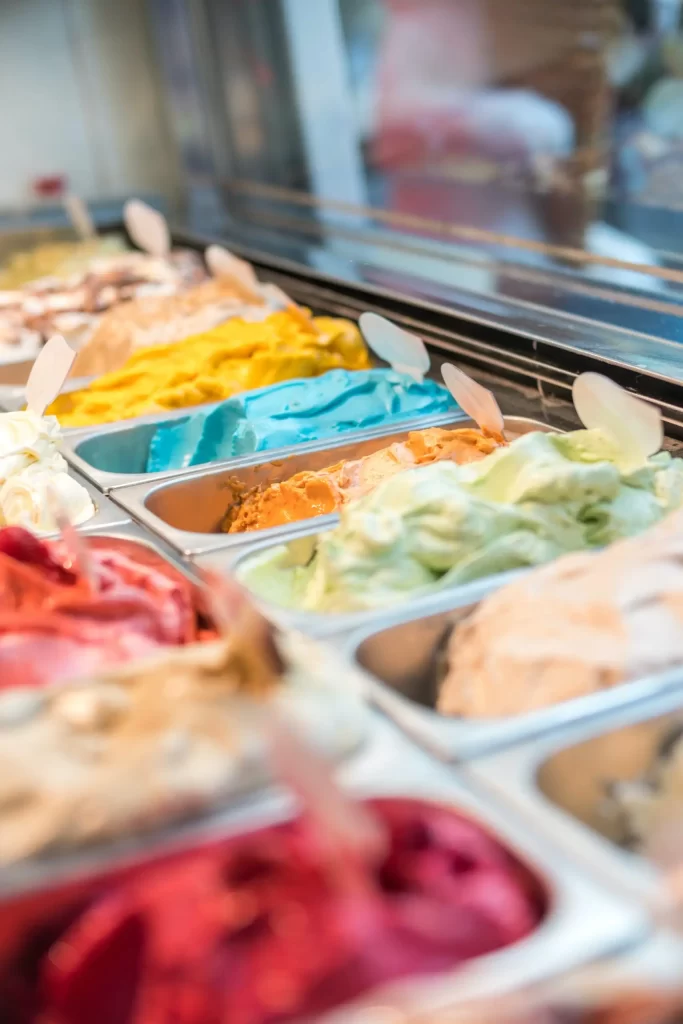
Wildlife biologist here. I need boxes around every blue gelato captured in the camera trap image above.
[145,369,457,472]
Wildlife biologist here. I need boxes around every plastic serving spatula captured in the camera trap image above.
[123,199,170,257]
[441,363,505,438]
[359,313,430,383]
[63,195,96,240]
[25,335,76,418]
[205,244,262,302]
[573,372,662,464]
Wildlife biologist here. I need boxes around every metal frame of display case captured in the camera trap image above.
[165,220,683,441]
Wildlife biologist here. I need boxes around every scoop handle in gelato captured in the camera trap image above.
[205,244,261,301]
[441,362,505,438]
[573,372,662,466]
[25,334,76,417]
[124,199,170,257]
[359,311,430,381]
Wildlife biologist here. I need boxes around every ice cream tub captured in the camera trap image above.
[0,711,648,1020]
[343,585,683,762]
[63,399,227,489]
[111,415,554,557]
[468,686,683,904]
[62,403,483,493]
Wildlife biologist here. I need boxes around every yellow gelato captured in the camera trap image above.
[0,236,128,288]
[48,311,370,428]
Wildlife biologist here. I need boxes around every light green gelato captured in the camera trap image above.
[236,429,683,613]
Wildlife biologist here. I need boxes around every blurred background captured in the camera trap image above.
[8,0,683,339]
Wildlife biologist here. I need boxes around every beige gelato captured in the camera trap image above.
[0,628,366,863]
[439,506,683,718]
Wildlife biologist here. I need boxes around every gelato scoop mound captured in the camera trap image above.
[238,428,683,614]
[0,528,214,689]
[0,410,94,532]
[223,426,499,533]
[14,799,544,1023]
[145,368,458,474]
[440,506,683,718]
[48,312,372,428]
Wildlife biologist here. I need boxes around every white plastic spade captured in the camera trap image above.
[359,312,430,383]
[123,199,171,257]
[441,362,505,437]
[573,372,662,465]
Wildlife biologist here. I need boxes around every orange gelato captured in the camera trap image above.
[222,426,500,533]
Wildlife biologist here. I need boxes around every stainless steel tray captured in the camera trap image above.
[110,412,491,552]
[63,398,228,489]
[65,404,468,491]
[66,411,551,493]
[0,713,648,1015]
[468,688,683,903]
[65,408,468,491]
[346,588,683,761]
[112,414,554,556]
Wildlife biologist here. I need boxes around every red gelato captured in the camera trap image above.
[0,527,213,687]
[3,798,545,1024]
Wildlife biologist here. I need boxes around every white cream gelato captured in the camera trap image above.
[0,410,94,532]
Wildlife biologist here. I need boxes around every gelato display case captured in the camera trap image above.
[6,0,683,1019]
[0,216,680,1019]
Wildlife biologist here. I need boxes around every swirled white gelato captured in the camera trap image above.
[0,410,94,531]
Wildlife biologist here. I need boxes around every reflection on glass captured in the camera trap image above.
[156,0,683,301]
[336,0,683,280]
[341,2,609,246]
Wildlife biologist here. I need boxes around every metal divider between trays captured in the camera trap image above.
[467,685,683,904]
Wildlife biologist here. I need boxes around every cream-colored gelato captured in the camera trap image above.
[0,410,94,531]
[70,276,272,377]
[439,506,683,718]
[0,631,366,862]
